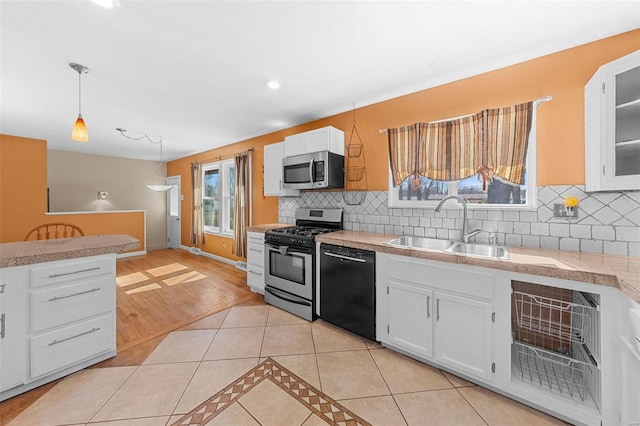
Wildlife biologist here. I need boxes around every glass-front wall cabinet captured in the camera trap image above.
[585,50,640,192]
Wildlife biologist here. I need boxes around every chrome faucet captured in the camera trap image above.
[434,195,482,243]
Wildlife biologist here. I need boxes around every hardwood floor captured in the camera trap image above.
[0,249,263,425]
[115,249,261,350]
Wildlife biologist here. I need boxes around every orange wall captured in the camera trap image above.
[0,134,146,249]
[169,30,639,256]
[0,134,48,242]
[46,212,146,253]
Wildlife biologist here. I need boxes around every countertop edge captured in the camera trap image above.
[0,235,140,268]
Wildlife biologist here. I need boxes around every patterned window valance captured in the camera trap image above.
[388,101,533,188]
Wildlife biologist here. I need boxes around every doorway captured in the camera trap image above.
[167,175,181,249]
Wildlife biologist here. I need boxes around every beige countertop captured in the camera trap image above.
[0,234,140,267]
[316,230,640,303]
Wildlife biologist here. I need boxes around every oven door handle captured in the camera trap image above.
[265,242,311,256]
[265,287,311,307]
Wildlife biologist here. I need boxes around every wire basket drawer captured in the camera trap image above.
[514,341,597,404]
[513,291,596,345]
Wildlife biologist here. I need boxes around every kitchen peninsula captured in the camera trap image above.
[0,234,139,402]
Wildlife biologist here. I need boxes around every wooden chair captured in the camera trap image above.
[24,223,85,241]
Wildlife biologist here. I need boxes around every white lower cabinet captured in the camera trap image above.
[387,280,433,358]
[434,292,493,381]
[0,254,117,402]
[246,232,265,294]
[0,267,26,393]
[378,253,494,383]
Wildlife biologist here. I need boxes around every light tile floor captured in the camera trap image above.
[9,305,567,426]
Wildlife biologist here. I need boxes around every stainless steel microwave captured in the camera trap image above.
[282,151,344,189]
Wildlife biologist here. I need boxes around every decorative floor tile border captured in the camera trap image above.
[171,357,372,426]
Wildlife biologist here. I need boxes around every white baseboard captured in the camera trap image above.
[117,250,147,258]
[179,245,236,266]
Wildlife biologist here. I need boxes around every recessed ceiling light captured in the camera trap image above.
[90,0,117,8]
[266,80,281,90]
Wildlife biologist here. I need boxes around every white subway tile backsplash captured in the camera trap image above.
[514,222,531,235]
[570,224,591,239]
[540,236,560,250]
[498,221,514,234]
[560,238,580,251]
[504,211,520,221]
[592,226,615,241]
[617,226,640,242]
[279,185,639,256]
[506,234,522,246]
[549,223,570,237]
[604,241,629,256]
[581,239,603,254]
[522,235,540,247]
[530,223,549,236]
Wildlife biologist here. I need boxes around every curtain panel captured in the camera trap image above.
[190,161,204,246]
[420,114,482,182]
[232,153,250,258]
[483,102,533,185]
[387,101,533,187]
[387,125,422,186]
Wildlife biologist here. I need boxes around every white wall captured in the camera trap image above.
[47,150,167,250]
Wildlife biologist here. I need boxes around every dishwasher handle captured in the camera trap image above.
[322,251,366,263]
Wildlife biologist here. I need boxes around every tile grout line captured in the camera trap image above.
[85,365,140,425]
[454,386,491,426]
[365,345,410,425]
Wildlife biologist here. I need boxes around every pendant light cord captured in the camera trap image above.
[78,71,82,116]
[116,128,164,164]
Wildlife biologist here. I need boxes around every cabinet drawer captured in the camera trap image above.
[30,256,114,289]
[247,243,264,267]
[247,232,264,244]
[247,265,265,288]
[30,314,114,379]
[30,276,114,333]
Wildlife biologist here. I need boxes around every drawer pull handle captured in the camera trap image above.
[48,327,101,346]
[48,266,101,278]
[0,284,6,294]
[48,287,100,302]
[249,248,262,253]
[0,313,5,339]
[248,270,263,276]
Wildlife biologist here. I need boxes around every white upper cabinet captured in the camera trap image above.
[263,142,300,197]
[283,126,344,157]
[585,50,640,191]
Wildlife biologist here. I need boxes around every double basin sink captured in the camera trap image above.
[384,236,509,260]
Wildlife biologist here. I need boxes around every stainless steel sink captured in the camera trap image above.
[384,236,455,251]
[448,242,509,259]
[384,236,509,259]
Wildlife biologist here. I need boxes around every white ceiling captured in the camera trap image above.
[1,1,638,162]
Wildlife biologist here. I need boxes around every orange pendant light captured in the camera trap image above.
[70,63,90,142]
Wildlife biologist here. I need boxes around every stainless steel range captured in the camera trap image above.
[264,208,342,321]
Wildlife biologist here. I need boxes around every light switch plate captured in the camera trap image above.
[553,203,579,219]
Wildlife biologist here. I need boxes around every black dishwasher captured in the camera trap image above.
[319,244,375,341]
